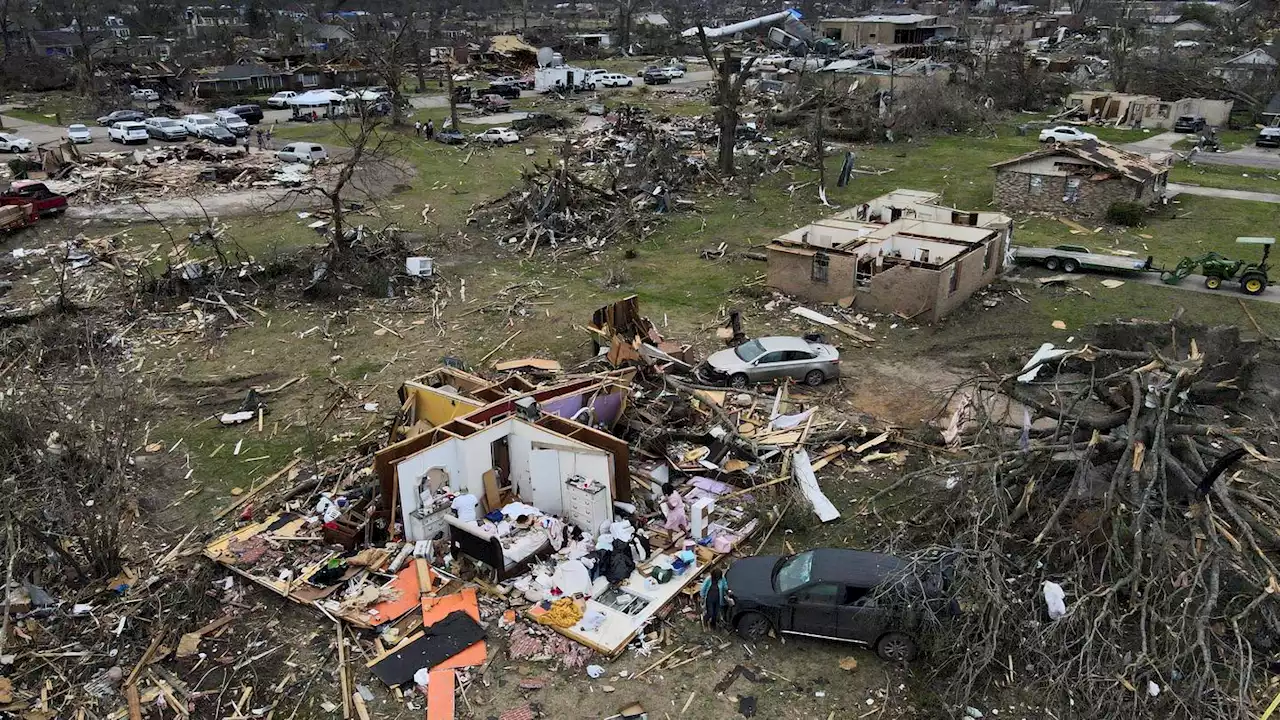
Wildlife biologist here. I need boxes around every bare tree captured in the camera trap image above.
[354,19,415,127]
[697,27,758,176]
[445,58,460,132]
[617,0,639,47]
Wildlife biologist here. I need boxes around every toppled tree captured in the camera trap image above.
[871,319,1280,720]
[697,27,758,176]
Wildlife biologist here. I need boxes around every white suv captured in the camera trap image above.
[108,121,149,144]
[180,114,218,136]
[598,73,634,88]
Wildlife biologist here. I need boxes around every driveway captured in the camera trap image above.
[1123,130,1280,171]
[1167,182,1280,204]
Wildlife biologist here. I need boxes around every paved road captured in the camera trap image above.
[1167,182,1280,204]
[1123,131,1280,171]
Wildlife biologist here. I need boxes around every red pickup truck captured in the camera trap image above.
[0,181,67,217]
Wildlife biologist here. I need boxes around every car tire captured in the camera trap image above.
[1044,257,1060,271]
[1062,258,1079,273]
[804,370,825,387]
[735,612,771,641]
[627,81,633,87]
[875,632,918,662]
[729,373,749,389]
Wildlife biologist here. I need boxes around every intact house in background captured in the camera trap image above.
[1213,48,1278,83]
[991,141,1169,221]
[767,190,1011,323]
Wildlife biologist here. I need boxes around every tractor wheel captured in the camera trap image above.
[1044,257,1060,271]
[1204,275,1222,290]
[1241,272,1267,296]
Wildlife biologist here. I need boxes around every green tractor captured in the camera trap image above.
[1160,237,1274,295]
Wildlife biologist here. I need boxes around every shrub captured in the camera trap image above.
[1106,201,1146,226]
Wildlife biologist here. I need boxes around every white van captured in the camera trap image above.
[276,143,328,164]
[214,110,250,137]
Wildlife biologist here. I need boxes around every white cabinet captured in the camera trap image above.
[562,475,611,533]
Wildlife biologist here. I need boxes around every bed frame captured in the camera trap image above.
[443,515,553,581]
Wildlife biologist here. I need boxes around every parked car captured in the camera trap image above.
[1173,115,1206,133]
[199,124,238,146]
[660,66,686,79]
[486,83,521,99]
[66,124,93,144]
[698,336,840,388]
[584,69,609,83]
[108,121,149,145]
[267,91,297,108]
[180,114,218,136]
[97,109,146,127]
[436,129,467,145]
[474,127,519,145]
[452,72,476,82]
[1039,125,1098,143]
[492,75,520,86]
[0,180,68,217]
[276,142,328,163]
[130,87,159,102]
[642,68,671,85]
[1255,127,1280,148]
[598,72,634,88]
[726,548,956,662]
[226,104,264,124]
[512,112,567,132]
[144,117,188,141]
[0,133,33,153]
[214,110,251,137]
[475,94,512,113]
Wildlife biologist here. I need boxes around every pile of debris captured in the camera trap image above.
[467,108,815,255]
[876,319,1280,720]
[39,145,326,204]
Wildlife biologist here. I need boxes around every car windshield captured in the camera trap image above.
[774,552,814,593]
[734,339,767,363]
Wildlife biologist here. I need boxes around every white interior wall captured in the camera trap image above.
[397,441,460,540]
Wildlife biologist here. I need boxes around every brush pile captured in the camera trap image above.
[871,319,1280,719]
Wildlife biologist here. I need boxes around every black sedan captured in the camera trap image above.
[200,125,238,146]
[97,109,147,127]
[642,69,671,85]
[726,548,955,662]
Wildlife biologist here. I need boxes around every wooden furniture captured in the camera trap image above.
[562,474,612,534]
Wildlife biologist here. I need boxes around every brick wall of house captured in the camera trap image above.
[767,248,858,303]
[993,168,1154,220]
[933,240,1001,320]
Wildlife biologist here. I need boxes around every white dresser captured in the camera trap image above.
[562,475,612,533]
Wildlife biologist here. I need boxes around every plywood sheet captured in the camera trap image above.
[426,668,455,720]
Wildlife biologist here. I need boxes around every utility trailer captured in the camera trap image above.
[1013,244,1153,274]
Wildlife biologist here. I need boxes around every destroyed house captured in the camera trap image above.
[990,141,1169,220]
[768,191,1010,322]
[376,370,634,570]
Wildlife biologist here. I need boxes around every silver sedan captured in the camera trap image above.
[698,336,841,388]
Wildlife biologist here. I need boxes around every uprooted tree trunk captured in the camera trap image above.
[697,27,758,176]
[868,320,1280,720]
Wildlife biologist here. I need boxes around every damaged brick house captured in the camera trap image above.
[767,190,1011,322]
[991,141,1169,220]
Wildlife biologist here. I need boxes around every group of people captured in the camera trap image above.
[413,119,436,140]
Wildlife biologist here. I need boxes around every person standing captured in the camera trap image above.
[661,482,688,533]
[700,568,729,629]
[256,128,264,150]
[425,119,434,140]
[414,120,422,137]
